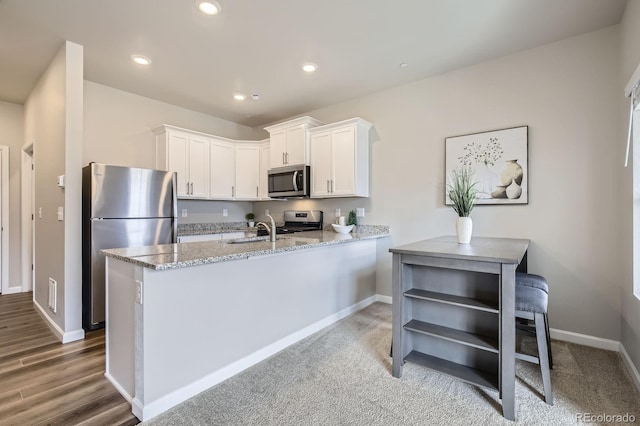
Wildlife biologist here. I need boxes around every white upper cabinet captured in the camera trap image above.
[309,118,373,198]
[234,143,260,200]
[154,125,210,199]
[210,140,261,200]
[259,140,270,200]
[264,116,324,168]
[209,138,236,199]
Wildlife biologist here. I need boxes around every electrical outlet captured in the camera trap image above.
[181,209,188,218]
[335,208,341,217]
[265,209,269,216]
[356,208,365,217]
[57,207,64,221]
[223,209,228,217]
[38,207,42,219]
[135,280,143,304]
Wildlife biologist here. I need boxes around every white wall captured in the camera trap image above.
[0,101,25,292]
[83,80,256,169]
[620,1,640,372]
[83,81,254,223]
[257,26,622,341]
[24,41,85,341]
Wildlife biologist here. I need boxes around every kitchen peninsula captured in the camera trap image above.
[102,226,389,421]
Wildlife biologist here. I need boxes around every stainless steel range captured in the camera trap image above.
[257,210,323,236]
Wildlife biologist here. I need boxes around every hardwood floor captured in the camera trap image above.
[0,292,139,425]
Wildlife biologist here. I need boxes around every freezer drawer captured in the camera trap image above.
[83,218,174,329]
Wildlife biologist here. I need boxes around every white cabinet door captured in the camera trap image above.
[310,131,332,197]
[285,125,306,165]
[308,118,372,198]
[188,136,210,198]
[269,130,287,168]
[259,142,270,199]
[210,139,235,199]
[330,127,356,196]
[235,144,260,199]
[167,132,190,197]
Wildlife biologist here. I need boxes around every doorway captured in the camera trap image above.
[21,143,33,293]
[0,145,9,294]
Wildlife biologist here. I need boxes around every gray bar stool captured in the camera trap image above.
[516,272,553,368]
[515,275,553,405]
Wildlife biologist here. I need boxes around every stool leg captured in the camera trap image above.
[535,313,553,405]
[544,313,553,369]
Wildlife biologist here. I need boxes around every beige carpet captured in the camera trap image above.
[144,303,640,425]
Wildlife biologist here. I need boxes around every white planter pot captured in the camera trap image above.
[456,217,473,244]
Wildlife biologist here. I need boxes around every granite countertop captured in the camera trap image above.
[178,222,254,236]
[102,225,390,270]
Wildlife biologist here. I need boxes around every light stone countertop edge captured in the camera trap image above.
[103,226,390,271]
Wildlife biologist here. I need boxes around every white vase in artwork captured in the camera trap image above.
[506,179,522,199]
[456,217,473,244]
[476,163,499,199]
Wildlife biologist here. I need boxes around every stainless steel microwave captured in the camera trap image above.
[267,165,310,198]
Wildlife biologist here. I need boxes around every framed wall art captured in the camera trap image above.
[445,126,528,205]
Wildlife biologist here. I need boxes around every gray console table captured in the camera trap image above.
[390,235,529,421]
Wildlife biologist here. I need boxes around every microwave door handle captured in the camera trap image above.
[292,171,299,191]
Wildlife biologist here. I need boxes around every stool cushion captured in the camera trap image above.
[516,272,549,294]
[516,285,548,314]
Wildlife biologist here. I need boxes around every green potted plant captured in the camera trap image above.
[347,210,357,226]
[447,167,478,244]
[245,212,255,227]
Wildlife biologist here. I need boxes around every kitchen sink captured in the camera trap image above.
[225,236,284,244]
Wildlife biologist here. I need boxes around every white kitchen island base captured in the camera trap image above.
[105,238,379,421]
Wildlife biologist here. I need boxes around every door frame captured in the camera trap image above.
[0,145,9,294]
[21,142,33,293]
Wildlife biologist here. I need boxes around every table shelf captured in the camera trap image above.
[404,288,499,313]
[403,319,499,353]
[404,351,499,391]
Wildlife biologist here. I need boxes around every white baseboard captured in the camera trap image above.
[2,286,23,295]
[138,295,378,421]
[549,327,620,351]
[619,344,640,393]
[375,294,392,304]
[33,299,85,343]
[105,372,133,403]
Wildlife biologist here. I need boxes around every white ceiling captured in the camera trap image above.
[0,0,628,127]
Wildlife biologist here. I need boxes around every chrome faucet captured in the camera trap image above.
[256,214,277,242]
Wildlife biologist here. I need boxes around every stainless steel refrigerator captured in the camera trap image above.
[82,163,177,330]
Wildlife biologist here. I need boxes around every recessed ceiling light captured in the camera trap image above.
[251,94,260,100]
[399,62,408,69]
[131,55,151,66]
[196,0,221,15]
[302,62,318,73]
[233,93,246,101]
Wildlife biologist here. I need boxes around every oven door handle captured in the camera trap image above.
[292,171,299,192]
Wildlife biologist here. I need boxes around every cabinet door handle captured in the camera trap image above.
[286,152,289,164]
[282,152,285,165]
[256,186,259,197]
[232,186,235,197]
[190,182,194,195]
[327,179,330,193]
[331,180,334,193]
